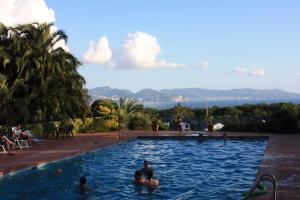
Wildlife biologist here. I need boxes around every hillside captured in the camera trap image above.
[89,87,300,102]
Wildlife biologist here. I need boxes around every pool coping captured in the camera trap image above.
[137,135,269,140]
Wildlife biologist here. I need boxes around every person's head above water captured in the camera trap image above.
[135,170,142,180]
[134,170,145,184]
[80,176,87,186]
[56,168,62,176]
[143,160,149,169]
[135,170,142,177]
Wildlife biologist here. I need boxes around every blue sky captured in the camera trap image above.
[2,0,300,92]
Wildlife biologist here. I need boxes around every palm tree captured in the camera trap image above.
[118,97,142,138]
[0,23,89,130]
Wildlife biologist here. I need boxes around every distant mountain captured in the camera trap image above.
[135,89,172,101]
[88,87,300,102]
[160,88,300,100]
[89,87,132,100]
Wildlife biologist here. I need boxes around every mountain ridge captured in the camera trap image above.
[89,86,300,102]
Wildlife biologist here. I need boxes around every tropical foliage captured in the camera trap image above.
[128,112,152,130]
[72,117,118,133]
[91,99,119,119]
[0,23,89,126]
[157,102,300,133]
[118,97,143,130]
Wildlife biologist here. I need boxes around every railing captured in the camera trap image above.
[244,173,277,200]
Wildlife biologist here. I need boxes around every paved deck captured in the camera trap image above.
[1,131,300,199]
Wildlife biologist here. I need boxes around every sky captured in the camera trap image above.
[0,0,300,93]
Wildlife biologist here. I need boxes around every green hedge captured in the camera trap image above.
[73,117,118,133]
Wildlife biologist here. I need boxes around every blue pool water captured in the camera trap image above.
[0,138,266,200]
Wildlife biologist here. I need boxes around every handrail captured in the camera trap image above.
[244,173,277,200]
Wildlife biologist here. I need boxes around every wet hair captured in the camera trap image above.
[56,168,62,175]
[144,160,149,167]
[80,176,87,186]
[135,170,142,177]
[146,169,154,180]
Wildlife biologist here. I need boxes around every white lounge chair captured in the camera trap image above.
[14,137,29,150]
[179,122,191,132]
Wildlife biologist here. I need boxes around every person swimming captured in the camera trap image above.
[78,176,88,192]
[146,169,159,187]
[140,160,152,177]
[56,168,62,176]
[134,170,146,185]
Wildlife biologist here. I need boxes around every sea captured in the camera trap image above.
[142,99,300,109]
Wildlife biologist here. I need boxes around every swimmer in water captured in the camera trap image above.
[78,176,88,192]
[134,170,146,185]
[146,169,159,187]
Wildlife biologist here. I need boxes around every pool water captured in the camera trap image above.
[0,138,267,200]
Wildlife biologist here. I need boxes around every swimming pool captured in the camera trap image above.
[0,138,267,200]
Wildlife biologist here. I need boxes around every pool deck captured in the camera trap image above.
[1,131,300,199]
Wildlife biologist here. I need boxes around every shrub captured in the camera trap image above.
[76,117,118,133]
[91,99,119,119]
[159,121,171,130]
[128,112,152,130]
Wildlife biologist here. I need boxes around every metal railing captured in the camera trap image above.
[244,173,277,200]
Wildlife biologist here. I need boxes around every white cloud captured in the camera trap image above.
[83,37,112,64]
[0,0,69,51]
[83,31,207,70]
[121,31,161,68]
[232,67,265,77]
[0,0,55,26]
[251,68,265,76]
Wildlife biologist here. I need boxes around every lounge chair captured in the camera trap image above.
[12,127,31,149]
[14,137,29,150]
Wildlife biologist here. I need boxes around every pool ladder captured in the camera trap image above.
[244,173,277,200]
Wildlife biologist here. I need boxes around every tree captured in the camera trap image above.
[171,103,194,125]
[118,97,143,135]
[128,112,152,130]
[91,99,119,119]
[0,23,89,126]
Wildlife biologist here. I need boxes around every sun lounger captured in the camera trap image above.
[14,137,29,150]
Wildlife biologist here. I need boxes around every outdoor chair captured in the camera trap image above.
[14,137,29,150]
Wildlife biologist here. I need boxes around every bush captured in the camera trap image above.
[91,99,119,119]
[128,112,152,130]
[29,123,44,137]
[159,121,171,130]
[75,117,119,133]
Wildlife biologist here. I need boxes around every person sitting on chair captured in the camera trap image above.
[14,125,32,147]
[1,135,14,154]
